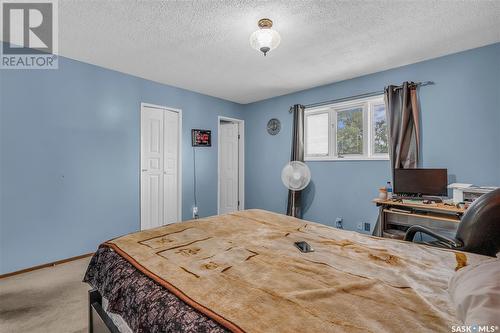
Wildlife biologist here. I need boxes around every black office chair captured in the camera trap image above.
[404,188,500,257]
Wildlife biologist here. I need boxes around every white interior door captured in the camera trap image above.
[219,122,239,214]
[163,111,179,224]
[141,106,179,230]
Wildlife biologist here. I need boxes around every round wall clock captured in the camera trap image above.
[267,118,281,135]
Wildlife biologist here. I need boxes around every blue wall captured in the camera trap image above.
[1,43,499,274]
[242,43,500,231]
[0,56,243,274]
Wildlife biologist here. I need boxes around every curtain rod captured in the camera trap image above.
[290,81,434,112]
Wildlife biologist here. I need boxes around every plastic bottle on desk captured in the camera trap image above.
[386,182,393,200]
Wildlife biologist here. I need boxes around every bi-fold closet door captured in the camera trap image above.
[141,105,180,230]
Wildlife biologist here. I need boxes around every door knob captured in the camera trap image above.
[142,169,148,172]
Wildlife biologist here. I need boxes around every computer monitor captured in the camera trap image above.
[393,168,448,197]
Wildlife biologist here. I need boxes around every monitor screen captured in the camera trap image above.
[393,168,448,197]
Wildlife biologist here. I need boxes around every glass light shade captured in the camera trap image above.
[249,28,281,55]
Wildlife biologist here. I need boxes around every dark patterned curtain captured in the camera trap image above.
[286,104,305,218]
[385,82,421,174]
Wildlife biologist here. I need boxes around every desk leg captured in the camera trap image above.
[374,206,385,237]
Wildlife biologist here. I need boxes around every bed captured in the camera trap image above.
[84,209,490,333]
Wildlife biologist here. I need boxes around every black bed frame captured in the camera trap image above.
[88,289,121,333]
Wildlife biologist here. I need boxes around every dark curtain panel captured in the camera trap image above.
[385,82,421,174]
[286,104,305,218]
[373,83,420,236]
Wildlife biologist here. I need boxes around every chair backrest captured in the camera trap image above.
[456,188,500,257]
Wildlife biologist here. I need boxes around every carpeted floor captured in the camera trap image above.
[0,257,92,333]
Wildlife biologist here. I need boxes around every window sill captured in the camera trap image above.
[305,156,389,162]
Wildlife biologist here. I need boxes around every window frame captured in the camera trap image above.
[304,95,389,162]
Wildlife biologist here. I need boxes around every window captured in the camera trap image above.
[304,95,389,161]
[305,112,329,156]
[336,107,364,156]
[372,102,388,155]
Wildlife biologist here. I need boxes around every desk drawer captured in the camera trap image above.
[384,210,459,232]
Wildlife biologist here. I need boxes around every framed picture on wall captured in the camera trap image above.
[192,129,212,147]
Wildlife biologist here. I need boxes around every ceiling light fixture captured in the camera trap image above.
[249,18,281,56]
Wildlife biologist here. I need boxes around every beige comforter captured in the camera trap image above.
[104,209,488,333]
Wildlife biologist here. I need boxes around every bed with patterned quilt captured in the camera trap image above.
[84,209,491,333]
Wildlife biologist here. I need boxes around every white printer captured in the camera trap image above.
[448,183,499,204]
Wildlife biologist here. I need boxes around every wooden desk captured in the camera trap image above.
[373,199,465,239]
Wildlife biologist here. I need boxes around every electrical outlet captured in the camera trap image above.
[335,217,343,229]
[364,222,371,232]
[192,206,199,219]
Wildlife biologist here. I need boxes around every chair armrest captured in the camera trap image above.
[404,225,463,249]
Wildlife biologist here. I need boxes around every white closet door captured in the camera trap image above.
[219,122,239,214]
[141,106,179,230]
[163,110,179,224]
[141,107,164,230]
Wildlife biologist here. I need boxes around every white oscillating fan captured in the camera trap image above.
[281,161,311,191]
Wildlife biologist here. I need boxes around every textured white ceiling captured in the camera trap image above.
[54,1,500,103]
